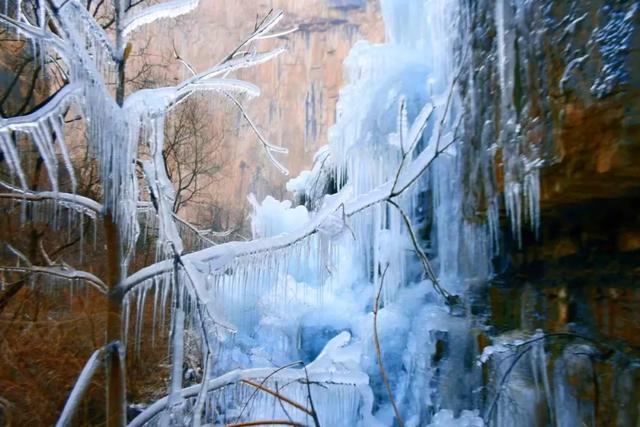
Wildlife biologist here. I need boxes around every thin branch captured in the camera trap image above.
[484,347,532,423]
[56,346,105,427]
[0,265,107,294]
[386,199,455,302]
[373,264,404,427]
[223,91,289,175]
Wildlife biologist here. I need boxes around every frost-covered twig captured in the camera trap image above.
[122,0,200,38]
[172,213,216,247]
[224,91,289,175]
[0,188,103,216]
[390,100,434,195]
[373,264,404,427]
[172,39,196,77]
[0,265,107,294]
[220,10,294,64]
[56,346,105,427]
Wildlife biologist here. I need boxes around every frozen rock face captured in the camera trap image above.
[455,0,640,249]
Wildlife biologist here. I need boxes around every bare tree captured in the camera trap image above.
[163,97,226,214]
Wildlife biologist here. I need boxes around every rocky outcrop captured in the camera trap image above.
[453,0,640,264]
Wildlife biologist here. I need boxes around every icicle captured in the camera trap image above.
[192,352,213,427]
[163,302,186,424]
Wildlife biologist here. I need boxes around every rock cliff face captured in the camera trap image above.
[450,0,640,267]
[452,3,640,424]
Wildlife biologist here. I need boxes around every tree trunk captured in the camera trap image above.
[106,1,127,424]
[105,213,126,427]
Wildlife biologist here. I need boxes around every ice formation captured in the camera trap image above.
[5,0,635,426]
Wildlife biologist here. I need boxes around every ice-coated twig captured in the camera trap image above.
[0,190,103,216]
[390,100,434,195]
[172,213,216,247]
[203,47,287,81]
[221,9,287,63]
[122,0,199,38]
[172,39,197,77]
[0,83,80,129]
[56,346,105,427]
[0,265,107,293]
[224,91,289,175]
[38,239,54,266]
[124,78,261,116]
[6,244,31,266]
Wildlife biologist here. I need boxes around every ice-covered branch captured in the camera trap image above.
[56,346,105,427]
[0,84,81,191]
[124,78,261,117]
[0,12,69,53]
[0,188,103,216]
[172,213,216,247]
[0,84,80,129]
[122,0,199,38]
[66,0,118,61]
[0,265,107,293]
[224,91,289,175]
